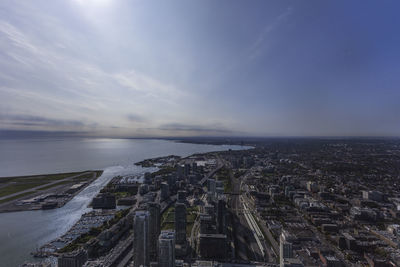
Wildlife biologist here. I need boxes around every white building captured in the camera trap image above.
[133,211,150,267]
[158,230,175,267]
[280,230,294,267]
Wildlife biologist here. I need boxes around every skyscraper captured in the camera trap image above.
[192,162,197,173]
[177,190,186,203]
[158,231,175,267]
[167,175,176,190]
[280,230,294,267]
[147,202,161,261]
[176,165,183,179]
[217,198,226,234]
[184,163,190,177]
[208,179,216,201]
[133,210,150,267]
[161,182,169,201]
[174,203,187,245]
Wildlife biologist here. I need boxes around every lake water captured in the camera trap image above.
[0,138,247,266]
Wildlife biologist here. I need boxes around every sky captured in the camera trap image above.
[0,0,399,137]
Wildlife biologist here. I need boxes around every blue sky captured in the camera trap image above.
[0,0,399,137]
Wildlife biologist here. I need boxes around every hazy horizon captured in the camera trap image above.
[1,0,400,137]
[1,129,400,140]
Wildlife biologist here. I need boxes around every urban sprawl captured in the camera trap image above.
[24,139,400,267]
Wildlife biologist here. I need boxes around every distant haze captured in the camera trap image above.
[0,0,399,137]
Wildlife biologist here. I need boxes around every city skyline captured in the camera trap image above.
[1,0,400,137]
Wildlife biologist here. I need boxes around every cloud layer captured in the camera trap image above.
[0,0,399,137]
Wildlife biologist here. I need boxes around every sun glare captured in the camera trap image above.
[74,0,112,8]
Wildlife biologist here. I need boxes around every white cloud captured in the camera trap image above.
[0,12,192,135]
[0,1,243,137]
[248,7,293,59]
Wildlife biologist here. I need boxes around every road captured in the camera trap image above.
[199,156,225,186]
[102,234,134,267]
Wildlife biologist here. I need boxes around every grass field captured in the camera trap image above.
[0,191,35,204]
[0,171,87,184]
[215,167,232,193]
[160,205,199,236]
[161,206,175,230]
[0,182,48,197]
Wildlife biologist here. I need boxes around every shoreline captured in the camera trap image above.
[31,150,225,264]
[0,139,249,266]
[0,170,103,213]
[0,141,251,214]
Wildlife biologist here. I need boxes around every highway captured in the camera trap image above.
[102,234,134,267]
[199,156,225,186]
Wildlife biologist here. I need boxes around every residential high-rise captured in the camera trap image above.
[217,198,226,234]
[192,162,197,173]
[158,231,175,267]
[176,165,183,179]
[282,258,304,267]
[188,174,197,185]
[216,180,224,195]
[147,202,161,261]
[208,179,216,201]
[144,172,152,184]
[161,183,169,201]
[184,163,190,177]
[177,190,186,203]
[174,203,187,245]
[58,249,88,267]
[197,233,227,260]
[92,193,116,209]
[280,230,294,267]
[133,211,150,267]
[167,175,176,190]
[199,214,215,234]
[207,179,216,192]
